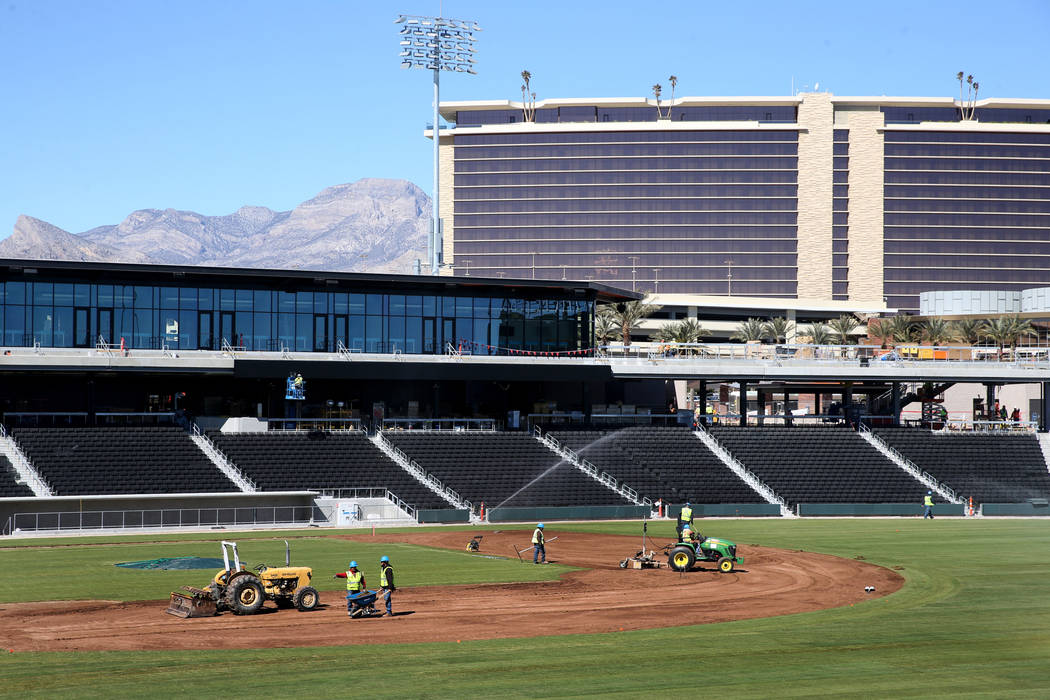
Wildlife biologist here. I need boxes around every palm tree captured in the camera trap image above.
[667,75,678,119]
[920,317,954,346]
[952,318,985,345]
[982,316,1015,359]
[866,317,893,348]
[670,318,708,344]
[802,323,833,345]
[594,307,617,345]
[731,317,768,342]
[613,300,662,347]
[827,314,860,345]
[887,314,918,344]
[652,83,663,117]
[520,70,536,122]
[762,316,794,344]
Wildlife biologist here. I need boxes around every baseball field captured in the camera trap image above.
[0,518,1046,698]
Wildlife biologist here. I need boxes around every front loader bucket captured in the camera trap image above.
[165,586,217,618]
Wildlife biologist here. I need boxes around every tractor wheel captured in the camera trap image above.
[619,559,629,569]
[668,545,696,572]
[225,575,265,615]
[717,556,735,573]
[293,586,320,612]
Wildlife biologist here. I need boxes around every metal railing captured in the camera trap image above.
[191,424,258,492]
[694,424,788,512]
[372,432,472,512]
[312,487,417,520]
[4,505,329,535]
[265,418,363,431]
[858,424,959,503]
[0,423,53,496]
[532,425,651,506]
[380,418,496,432]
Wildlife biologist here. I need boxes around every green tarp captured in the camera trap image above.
[115,557,225,570]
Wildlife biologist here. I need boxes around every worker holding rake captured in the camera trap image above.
[532,523,547,564]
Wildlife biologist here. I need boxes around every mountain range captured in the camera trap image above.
[0,178,430,274]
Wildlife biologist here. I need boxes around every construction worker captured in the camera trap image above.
[677,502,694,540]
[334,560,367,616]
[532,523,547,564]
[923,491,935,519]
[379,555,395,617]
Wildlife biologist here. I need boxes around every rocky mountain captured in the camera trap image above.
[0,178,430,274]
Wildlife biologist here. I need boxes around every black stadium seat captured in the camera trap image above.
[385,432,630,507]
[875,428,1050,502]
[10,426,237,495]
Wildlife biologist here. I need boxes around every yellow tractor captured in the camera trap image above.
[166,540,319,618]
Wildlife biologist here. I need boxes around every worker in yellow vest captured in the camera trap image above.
[677,502,694,540]
[379,555,395,617]
[923,491,935,519]
[532,523,547,564]
[334,560,367,616]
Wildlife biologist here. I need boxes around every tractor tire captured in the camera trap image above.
[668,545,696,572]
[717,556,735,573]
[619,559,629,569]
[293,586,320,612]
[224,575,265,615]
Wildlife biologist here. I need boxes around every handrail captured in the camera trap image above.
[372,432,473,513]
[314,487,416,520]
[694,425,787,512]
[0,423,53,497]
[858,424,960,503]
[191,424,257,492]
[534,426,650,506]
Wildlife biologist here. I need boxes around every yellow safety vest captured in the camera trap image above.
[380,565,391,587]
[532,529,544,545]
[680,506,693,523]
[345,570,363,592]
[924,496,934,507]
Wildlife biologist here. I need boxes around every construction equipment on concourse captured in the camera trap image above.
[166,540,319,618]
[619,518,664,569]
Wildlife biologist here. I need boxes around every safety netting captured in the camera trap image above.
[115,557,226,570]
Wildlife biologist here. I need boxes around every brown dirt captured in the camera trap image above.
[0,530,903,651]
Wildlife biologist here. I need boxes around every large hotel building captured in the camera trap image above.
[435,93,1050,314]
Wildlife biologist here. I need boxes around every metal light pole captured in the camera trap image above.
[724,259,735,296]
[396,14,481,276]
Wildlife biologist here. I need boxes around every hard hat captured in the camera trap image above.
[685,502,691,507]
[537,523,544,528]
[380,555,390,563]
[927,491,932,495]
[349,560,358,568]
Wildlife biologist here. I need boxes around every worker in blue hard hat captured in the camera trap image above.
[334,560,367,616]
[923,491,935,520]
[677,502,694,541]
[378,555,396,617]
[532,523,547,564]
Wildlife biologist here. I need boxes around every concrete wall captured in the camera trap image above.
[844,110,885,303]
[920,290,1022,315]
[795,93,835,300]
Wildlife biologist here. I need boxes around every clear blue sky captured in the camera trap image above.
[1,0,1047,240]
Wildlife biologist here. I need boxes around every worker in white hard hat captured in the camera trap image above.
[532,523,547,564]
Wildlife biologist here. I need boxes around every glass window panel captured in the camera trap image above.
[405,295,423,316]
[179,310,197,350]
[179,288,197,310]
[32,306,53,346]
[296,292,313,313]
[198,288,213,310]
[133,309,152,348]
[366,294,384,315]
[442,296,456,317]
[422,295,436,315]
[220,289,236,310]
[473,319,491,354]
[235,312,253,348]
[366,316,384,352]
[4,305,23,345]
[254,312,271,350]
[389,295,406,315]
[133,286,152,309]
[53,283,73,306]
[7,281,26,305]
[333,292,349,314]
[349,293,366,314]
[295,314,311,352]
[33,282,53,305]
[276,291,295,312]
[313,292,327,314]
[159,287,179,308]
[405,316,422,353]
[51,307,72,347]
[234,289,252,311]
[456,297,473,317]
[278,313,295,350]
[349,316,365,351]
[388,316,406,352]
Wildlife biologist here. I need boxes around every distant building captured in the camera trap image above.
[433,93,1050,313]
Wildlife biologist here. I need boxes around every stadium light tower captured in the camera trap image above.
[396,13,481,276]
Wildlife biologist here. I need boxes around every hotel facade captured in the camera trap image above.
[435,93,1050,313]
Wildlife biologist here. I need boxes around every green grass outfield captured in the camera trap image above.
[0,519,1047,699]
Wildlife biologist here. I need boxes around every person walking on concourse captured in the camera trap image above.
[379,555,396,617]
[533,523,547,564]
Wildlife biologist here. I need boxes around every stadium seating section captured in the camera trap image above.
[875,428,1050,502]
[10,427,237,495]
[0,455,34,497]
[550,427,766,504]
[209,430,448,509]
[709,426,925,507]
[385,432,631,507]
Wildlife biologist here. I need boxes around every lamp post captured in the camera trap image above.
[724,259,735,296]
[396,13,481,276]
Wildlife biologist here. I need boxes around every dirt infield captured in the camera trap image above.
[0,530,903,651]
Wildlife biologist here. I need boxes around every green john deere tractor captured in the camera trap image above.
[666,535,743,573]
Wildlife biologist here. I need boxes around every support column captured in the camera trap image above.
[783,390,792,426]
[985,383,995,418]
[757,389,766,426]
[843,383,853,427]
[697,380,707,426]
[892,382,901,427]
[1042,382,1050,433]
[813,392,821,416]
[739,380,748,426]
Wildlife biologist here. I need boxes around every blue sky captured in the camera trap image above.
[1,0,1047,240]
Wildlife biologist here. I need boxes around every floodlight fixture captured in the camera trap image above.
[395,13,481,275]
